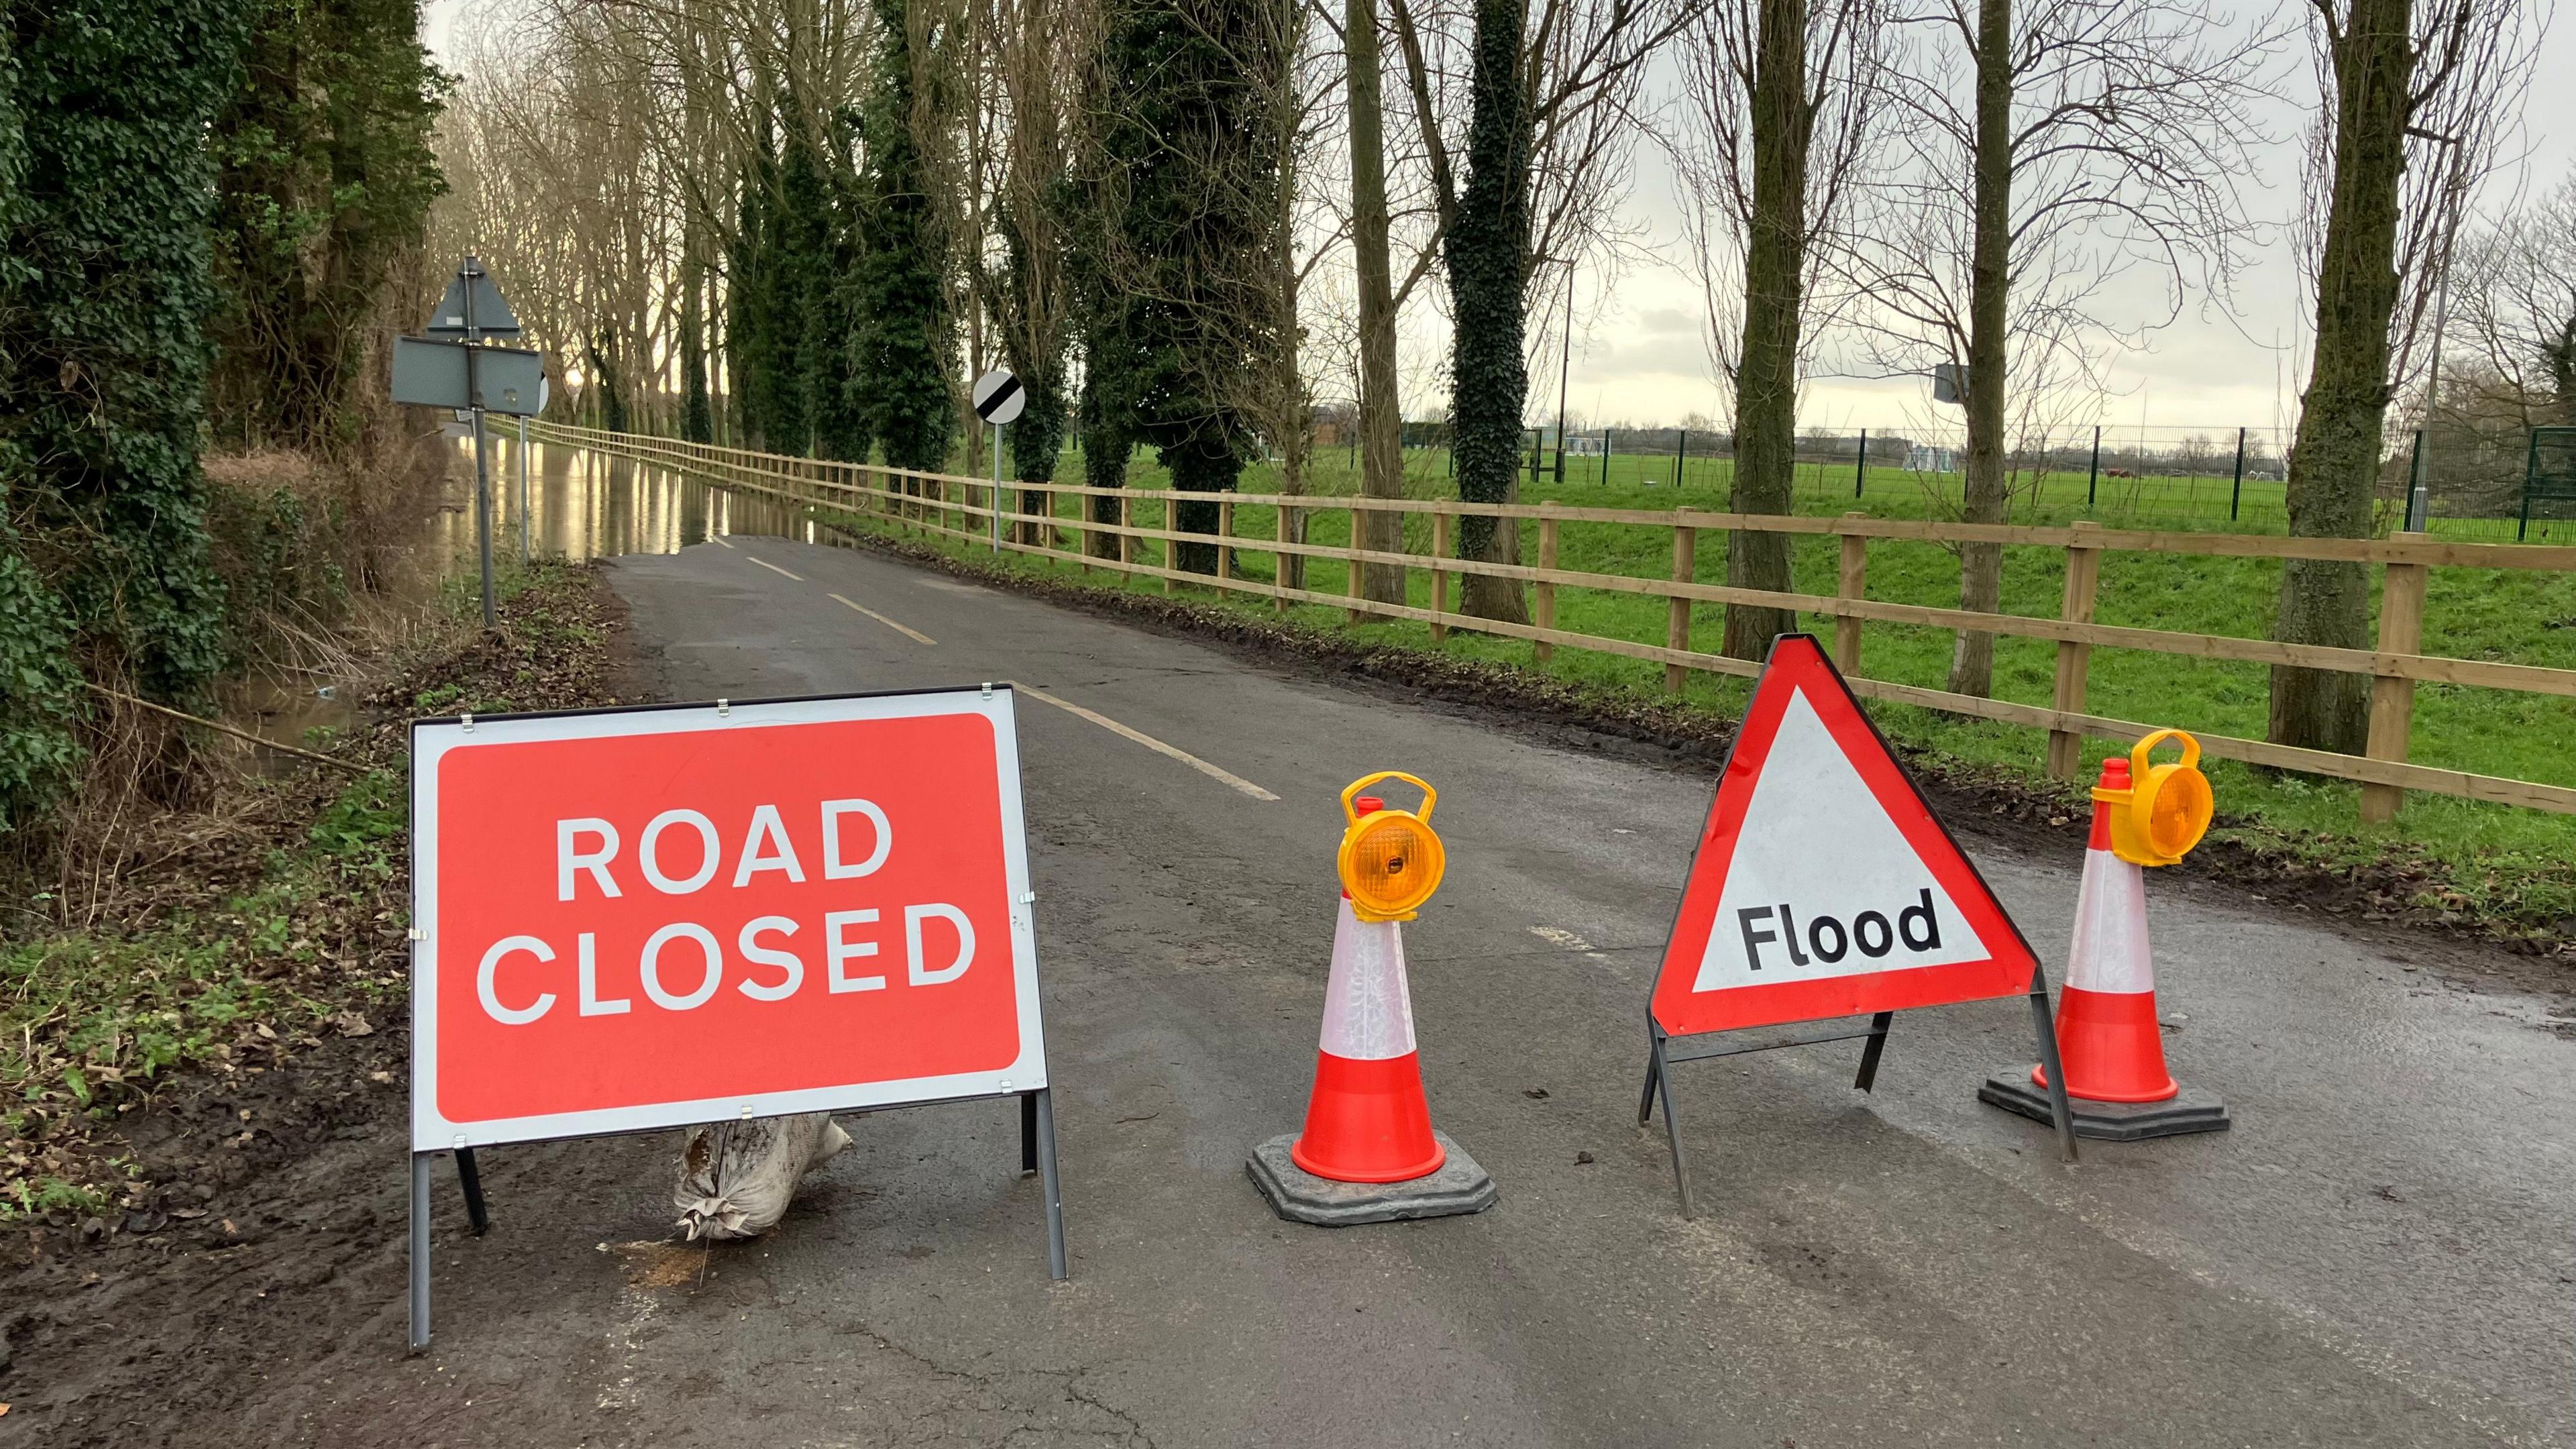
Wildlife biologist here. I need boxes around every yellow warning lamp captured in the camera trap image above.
[1337,771,1447,922]
[2098,729,2214,867]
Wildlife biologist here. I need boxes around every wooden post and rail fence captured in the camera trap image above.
[523,420,2576,822]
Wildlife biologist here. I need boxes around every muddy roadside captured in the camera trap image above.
[0,562,645,1443]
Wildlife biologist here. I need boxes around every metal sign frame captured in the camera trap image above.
[405,684,1065,1351]
[1636,635,2075,1216]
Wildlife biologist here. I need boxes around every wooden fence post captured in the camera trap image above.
[1430,511,1450,643]
[1834,511,1868,676]
[1666,516,1696,693]
[1346,503,1366,623]
[2361,532,2430,823]
[1118,494,1134,570]
[1218,500,1234,582]
[1534,504,1560,663]
[1163,496,1176,595]
[2047,520,2104,780]
[1275,502,1291,613]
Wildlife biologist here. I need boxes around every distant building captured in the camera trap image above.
[1905,445,1960,473]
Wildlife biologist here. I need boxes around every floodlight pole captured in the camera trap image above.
[463,256,496,629]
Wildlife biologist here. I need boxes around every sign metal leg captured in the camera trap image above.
[455,1146,490,1236]
[1020,1091,1039,1176]
[408,1152,431,1352]
[1648,1031,1695,1218]
[1635,1051,1662,1126]
[1852,1011,1894,1092]
[2026,983,2080,1163]
[1033,1087,1067,1281]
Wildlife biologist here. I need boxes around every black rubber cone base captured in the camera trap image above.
[1980,1068,2231,1141]
[1246,1131,1498,1226]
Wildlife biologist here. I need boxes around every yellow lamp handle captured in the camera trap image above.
[2129,729,2200,778]
[1341,771,1438,826]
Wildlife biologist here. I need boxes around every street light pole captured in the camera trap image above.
[2406,127,2467,534]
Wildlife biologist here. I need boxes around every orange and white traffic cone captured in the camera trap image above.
[1291,889,1444,1182]
[1981,757,2229,1139]
[1248,790,1497,1224]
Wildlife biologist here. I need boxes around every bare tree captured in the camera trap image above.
[1838,0,2279,698]
[2270,0,2542,755]
[1672,0,1884,659]
[2454,175,2576,426]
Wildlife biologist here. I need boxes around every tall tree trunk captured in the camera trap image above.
[682,249,714,443]
[1948,0,2011,698]
[1448,0,1533,625]
[1722,0,1812,659]
[1079,363,1130,558]
[2271,0,2413,755]
[1348,0,1407,604]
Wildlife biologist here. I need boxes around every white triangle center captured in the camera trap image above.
[1693,687,1991,991]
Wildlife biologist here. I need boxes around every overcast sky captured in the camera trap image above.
[425,1,2573,434]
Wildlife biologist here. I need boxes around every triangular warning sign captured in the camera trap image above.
[1649,635,2037,1037]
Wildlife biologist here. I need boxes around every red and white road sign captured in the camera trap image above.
[408,687,1046,1151]
[1649,635,2036,1037]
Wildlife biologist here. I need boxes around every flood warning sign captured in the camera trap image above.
[1650,636,2037,1036]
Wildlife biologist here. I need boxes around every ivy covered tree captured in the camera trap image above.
[1094,0,1283,573]
[854,0,955,473]
[2,0,249,743]
[0,15,84,829]
[206,0,447,451]
[1443,0,1535,623]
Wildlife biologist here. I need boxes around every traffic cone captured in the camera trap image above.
[1980,758,2229,1139]
[1291,891,1444,1181]
[2040,757,2178,1103]
[1246,797,1495,1224]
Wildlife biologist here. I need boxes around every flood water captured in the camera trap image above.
[231,432,798,759]
[423,430,811,570]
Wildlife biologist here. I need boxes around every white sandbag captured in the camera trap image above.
[672,1112,851,1241]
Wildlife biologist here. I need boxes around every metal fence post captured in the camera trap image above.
[2229,427,2247,521]
[1854,427,1868,500]
[2086,425,2101,510]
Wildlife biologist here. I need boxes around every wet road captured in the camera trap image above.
[305,530,2576,1444]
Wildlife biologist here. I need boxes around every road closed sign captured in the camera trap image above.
[1649,635,2037,1037]
[408,687,1046,1151]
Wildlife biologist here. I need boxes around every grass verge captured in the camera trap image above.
[803,488,2576,952]
[0,560,631,1225]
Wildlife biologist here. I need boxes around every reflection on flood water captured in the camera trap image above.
[231,434,809,762]
[424,432,812,572]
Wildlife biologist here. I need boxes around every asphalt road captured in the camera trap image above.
[367,535,2576,1446]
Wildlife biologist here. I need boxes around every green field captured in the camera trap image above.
[808,439,2576,930]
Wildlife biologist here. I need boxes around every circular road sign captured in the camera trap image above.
[972,368,1027,426]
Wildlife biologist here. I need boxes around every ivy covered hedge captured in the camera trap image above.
[0,0,447,835]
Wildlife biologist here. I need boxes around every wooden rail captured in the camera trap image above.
[525,422,2576,819]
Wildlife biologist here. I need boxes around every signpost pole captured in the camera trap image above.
[518,412,531,564]
[462,259,496,629]
[991,421,1003,555]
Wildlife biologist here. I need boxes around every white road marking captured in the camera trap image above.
[1013,682,1280,802]
[830,592,936,645]
[1529,925,1613,964]
[745,555,803,581]
[710,535,735,549]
